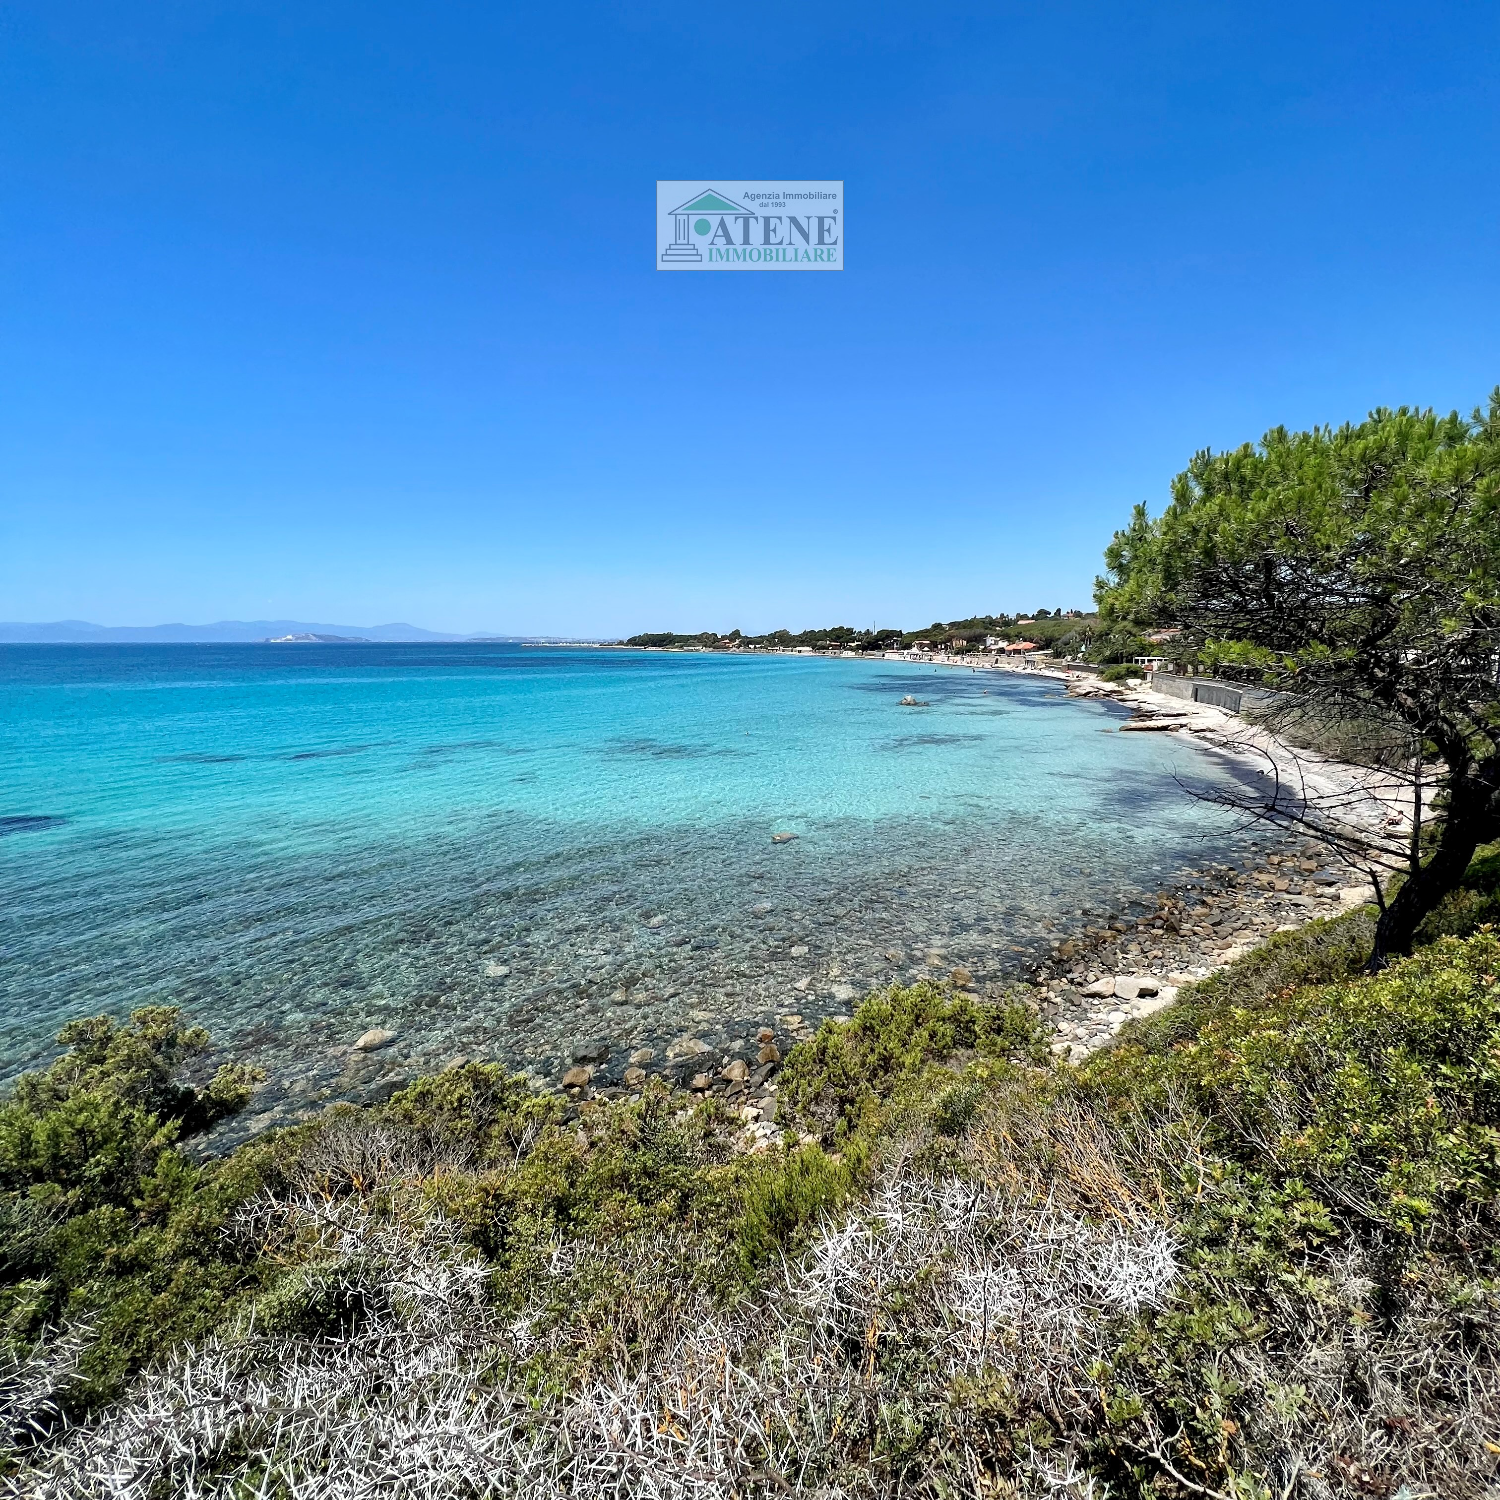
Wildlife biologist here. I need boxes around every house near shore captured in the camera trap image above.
[1004,640,1040,655]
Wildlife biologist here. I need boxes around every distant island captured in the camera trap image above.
[0,619,464,644]
[0,620,598,645]
[263,633,371,643]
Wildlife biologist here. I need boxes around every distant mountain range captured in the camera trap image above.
[0,620,479,644]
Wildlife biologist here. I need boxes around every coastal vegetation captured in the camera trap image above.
[5,839,1500,1495]
[621,609,1167,668]
[1096,391,1500,965]
[622,610,1111,658]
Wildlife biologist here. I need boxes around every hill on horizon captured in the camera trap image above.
[0,619,469,644]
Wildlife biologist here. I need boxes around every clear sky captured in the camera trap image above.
[2,2,1496,637]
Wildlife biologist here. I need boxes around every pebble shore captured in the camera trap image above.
[217,831,1369,1156]
[1030,839,1367,1061]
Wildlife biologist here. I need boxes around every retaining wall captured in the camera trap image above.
[1146,673,1281,714]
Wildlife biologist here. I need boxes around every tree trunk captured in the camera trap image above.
[1367,786,1490,969]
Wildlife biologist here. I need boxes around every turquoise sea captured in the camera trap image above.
[0,645,1257,1112]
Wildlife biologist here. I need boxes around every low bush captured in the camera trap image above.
[733,1143,853,1272]
[778,980,1044,1145]
[0,1007,260,1210]
[1417,841,1500,944]
[8,932,1500,1497]
[0,1009,272,1431]
[1091,930,1500,1234]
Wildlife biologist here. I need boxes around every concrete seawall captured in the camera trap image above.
[1146,672,1282,714]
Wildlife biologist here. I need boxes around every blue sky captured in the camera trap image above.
[2,1,1496,636]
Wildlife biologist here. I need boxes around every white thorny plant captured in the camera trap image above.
[4,1174,1178,1500]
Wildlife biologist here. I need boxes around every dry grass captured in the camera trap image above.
[7,1149,1180,1500]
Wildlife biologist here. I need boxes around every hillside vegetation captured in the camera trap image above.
[621,610,1133,658]
[4,850,1500,1497]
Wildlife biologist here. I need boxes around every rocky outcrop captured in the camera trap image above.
[1035,840,1369,1062]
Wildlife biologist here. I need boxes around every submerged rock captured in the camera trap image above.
[353,1028,396,1052]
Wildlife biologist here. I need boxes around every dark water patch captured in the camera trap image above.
[157,753,249,764]
[282,744,378,762]
[420,739,523,757]
[605,738,743,761]
[880,734,986,751]
[0,815,66,836]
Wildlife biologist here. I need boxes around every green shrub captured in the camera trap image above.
[1099,662,1144,683]
[1088,931,1500,1235]
[384,1062,562,1161]
[928,1077,986,1137]
[0,1007,261,1208]
[734,1144,854,1271]
[1416,843,1500,944]
[779,980,1043,1145]
[0,1010,271,1422]
[393,1078,752,1309]
[250,1258,375,1340]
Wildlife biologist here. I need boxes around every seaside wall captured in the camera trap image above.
[1146,672,1282,714]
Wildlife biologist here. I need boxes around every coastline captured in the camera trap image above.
[873,647,1400,1062]
[203,644,1395,1144]
[9,640,1391,1148]
[297,650,1390,1131]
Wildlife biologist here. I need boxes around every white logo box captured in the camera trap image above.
[657,182,843,271]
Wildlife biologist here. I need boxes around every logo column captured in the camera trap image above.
[661,211,702,263]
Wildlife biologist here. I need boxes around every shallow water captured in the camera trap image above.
[0,644,1257,1095]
